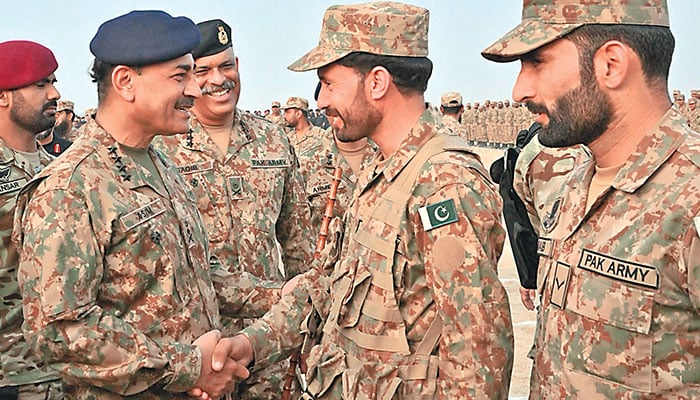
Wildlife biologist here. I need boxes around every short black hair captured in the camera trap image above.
[442,105,462,114]
[90,58,143,104]
[567,24,674,92]
[336,52,433,95]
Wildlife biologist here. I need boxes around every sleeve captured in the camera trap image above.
[239,267,324,370]
[276,143,315,277]
[209,267,283,318]
[414,165,513,399]
[15,188,201,395]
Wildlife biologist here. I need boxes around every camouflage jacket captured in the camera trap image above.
[291,125,327,155]
[0,141,56,388]
[513,136,591,233]
[297,131,376,231]
[243,110,514,399]
[13,120,221,399]
[155,110,313,320]
[531,108,700,399]
[441,114,468,142]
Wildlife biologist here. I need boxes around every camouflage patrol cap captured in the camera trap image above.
[440,92,463,108]
[57,100,74,113]
[288,1,429,72]
[271,101,281,108]
[482,0,670,63]
[691,90,700,99]
[282,96,309,112]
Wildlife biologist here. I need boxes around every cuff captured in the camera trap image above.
[162,343,202,393]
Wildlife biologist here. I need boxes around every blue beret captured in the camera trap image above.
[90,10,201,66]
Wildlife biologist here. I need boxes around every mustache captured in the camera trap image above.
[44,100,58,111]
[201,80,236,95]
[175,97,195,109]
[526,101,548,115]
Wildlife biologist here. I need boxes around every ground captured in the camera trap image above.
[474,147,535,399]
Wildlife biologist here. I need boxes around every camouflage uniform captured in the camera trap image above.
[441,115,467,141]
[154,110,313,399]
[297,130,377,231]
[14,120,222,399]
[0,141,60,399]
[243,110,514,399]
[291,124,328,155]
[526,108,700,399]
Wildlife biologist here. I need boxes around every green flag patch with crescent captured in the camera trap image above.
[419,198,458,231]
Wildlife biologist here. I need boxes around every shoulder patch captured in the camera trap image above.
[419,198,458,231]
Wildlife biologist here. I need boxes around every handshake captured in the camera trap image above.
[187,330,255,400]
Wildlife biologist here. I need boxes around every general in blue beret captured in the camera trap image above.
[90,10,201,66]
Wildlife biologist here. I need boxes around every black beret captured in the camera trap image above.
[192,19,232,59]
[90,10,201,66]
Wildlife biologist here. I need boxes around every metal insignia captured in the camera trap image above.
[542,197,562,234]
[0,166,10,182]
[217,25,229,45]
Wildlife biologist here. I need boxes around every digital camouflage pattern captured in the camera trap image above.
[288,1,429,72]
[441,114,468,142]
[440,92,462,108]
[243,110,514,399]
[13,119,222,399]
[482,0,670,63]
[530,108,700,398]
[513,135,590,232]
[0,140,58,392]
[297,129,377,230]
[154,109,313,400]
[290,124,328,155]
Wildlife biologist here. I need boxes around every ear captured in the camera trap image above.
[0,90,9,108]
[111,65,137,102]
[364,66,391,100]
[594,40,631,90]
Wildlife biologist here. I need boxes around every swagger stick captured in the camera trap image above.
[281,166,343,400]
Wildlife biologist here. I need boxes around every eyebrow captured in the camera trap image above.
[175,63,193,72]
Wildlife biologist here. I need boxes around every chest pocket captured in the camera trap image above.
[562,262,656,393]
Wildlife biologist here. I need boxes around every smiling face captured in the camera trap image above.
[513,38,612,147]
[132,54,200,136]
[191,48,241,125]
[9,73,60,135]
[316,63,381,143]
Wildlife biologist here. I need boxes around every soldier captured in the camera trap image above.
[483,0,700,398]
[13,11,248,399]
[297,89,377,231]
[439,91,468,140]
[0,39,62,400]
[687,98,700,131]
[153,18,313,400]
[265,100,286,129]
[35,99,73,157]
[282,96,326,153]
[222,2,514,398]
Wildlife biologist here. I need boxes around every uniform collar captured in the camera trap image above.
[612,107,689,193]
[85,119,166,194]
[183,108,257,156]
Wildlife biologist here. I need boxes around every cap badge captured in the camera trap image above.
[217,25,229,46]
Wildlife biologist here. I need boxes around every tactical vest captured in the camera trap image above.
[306,135,473,399]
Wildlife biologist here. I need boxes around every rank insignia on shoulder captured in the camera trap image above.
[419,198,458,231]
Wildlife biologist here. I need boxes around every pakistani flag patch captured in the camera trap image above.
[419,199,458,231]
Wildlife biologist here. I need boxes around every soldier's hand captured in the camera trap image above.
[188,330,244,399]
[519,287,536,311]
[211,334,255,373]
[281,274,303,297]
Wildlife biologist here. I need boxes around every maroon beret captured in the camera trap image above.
[0,40,58,90]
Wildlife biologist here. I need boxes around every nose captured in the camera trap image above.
[512,62,534,104]
[316,83,330,110]
[48,85,60,101]
[184,73,201,99]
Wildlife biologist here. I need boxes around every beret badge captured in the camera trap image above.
[218,25,229,46]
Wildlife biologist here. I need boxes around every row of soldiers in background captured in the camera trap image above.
[437,91,534,148]
[673,89,700,131]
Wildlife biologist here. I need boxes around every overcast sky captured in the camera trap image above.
[3,1,698,114]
